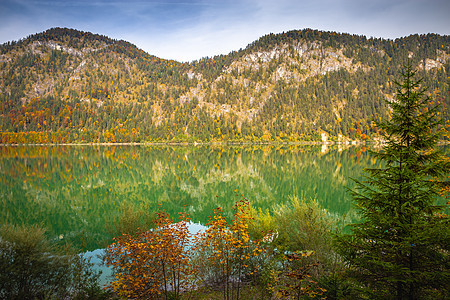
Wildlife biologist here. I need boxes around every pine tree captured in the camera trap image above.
[336,64,450,299]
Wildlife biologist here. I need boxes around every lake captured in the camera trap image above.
[0,144,379,251]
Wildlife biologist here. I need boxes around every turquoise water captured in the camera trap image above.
[0,144,378,250]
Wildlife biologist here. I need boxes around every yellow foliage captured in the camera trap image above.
[105,211,194,299]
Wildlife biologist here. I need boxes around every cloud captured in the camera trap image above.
[123,0,265,61]
[1,0,448,61]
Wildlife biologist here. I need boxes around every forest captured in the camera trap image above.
[0,28,449,143]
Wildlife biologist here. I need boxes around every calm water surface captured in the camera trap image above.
[0,144,378,250]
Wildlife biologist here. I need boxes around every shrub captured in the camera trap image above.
[0,223,103,299]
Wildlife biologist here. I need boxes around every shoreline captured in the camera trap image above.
[1,140,448,147]
[0,140,370,147]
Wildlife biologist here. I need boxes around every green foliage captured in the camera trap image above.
[273,197,334,256]
[0,223,105,299]
[251,196,337,269]
[335,65,450,299]
[249,196,354,299]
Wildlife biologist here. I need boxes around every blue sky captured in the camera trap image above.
[1,0,449,62]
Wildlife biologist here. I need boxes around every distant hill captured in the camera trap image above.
[0,27,448,143]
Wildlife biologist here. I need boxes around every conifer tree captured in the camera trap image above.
[336,64,449,299]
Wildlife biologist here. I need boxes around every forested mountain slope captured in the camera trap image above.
[0,28,448,143]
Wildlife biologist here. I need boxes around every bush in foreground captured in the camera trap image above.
[0,223,107,299]
[105,196,342,299]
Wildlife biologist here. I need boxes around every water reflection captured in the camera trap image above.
[1,144,375,250]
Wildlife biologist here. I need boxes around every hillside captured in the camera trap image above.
[0,27,449,143]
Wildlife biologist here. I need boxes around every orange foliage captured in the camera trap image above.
[105,198,266,298]
[195,197,263,298]
[0,132,68,144]
[105,211,194,299]
[269,251,326,299]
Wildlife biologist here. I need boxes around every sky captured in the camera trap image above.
[0,0,449,62]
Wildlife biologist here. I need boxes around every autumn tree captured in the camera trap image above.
[194,197,263,300]
[105,210,194,299]
[335,65,450,299]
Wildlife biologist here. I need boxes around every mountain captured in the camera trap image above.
[0,27,448,143]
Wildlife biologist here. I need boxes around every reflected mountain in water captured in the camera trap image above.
[0,144,376,250]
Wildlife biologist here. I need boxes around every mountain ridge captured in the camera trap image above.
[0,27,448,143]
